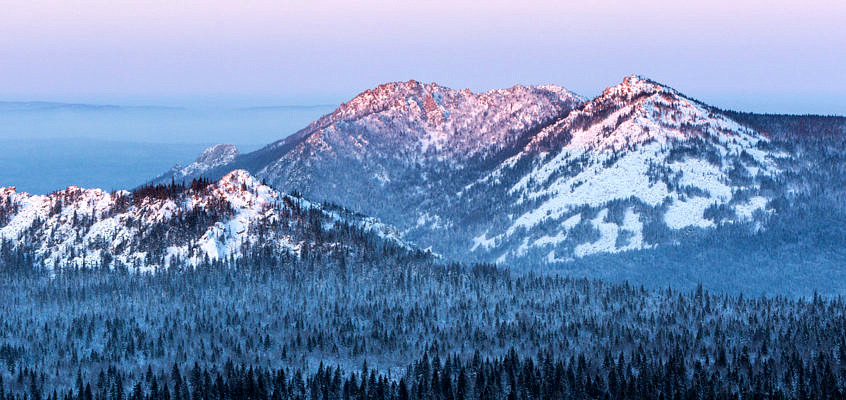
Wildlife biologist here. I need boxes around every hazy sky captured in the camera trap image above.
[1,0,844,114]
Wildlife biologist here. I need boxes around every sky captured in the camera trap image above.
[1,0,844,114]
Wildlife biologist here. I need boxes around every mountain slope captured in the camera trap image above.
[155,76,841,266]
[264,80,584,160]
[155,81,584,252]
[0,170,412,271]
[161,143,241,181]
[471,76,788,262]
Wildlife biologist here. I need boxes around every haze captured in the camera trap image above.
[2,0,845,193]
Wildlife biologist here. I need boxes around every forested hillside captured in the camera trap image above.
[1,255,845,399]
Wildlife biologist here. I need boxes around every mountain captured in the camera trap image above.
[147,76,846,266]
[0,170,412,271]
[156,81,585,255]
[163,143,241,180]
[0,100,334,151]
[0,101,181,112]
[468,75,786,262]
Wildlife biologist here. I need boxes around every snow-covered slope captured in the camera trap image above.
[0,170,410,271]
[471,76,788,262]
[270,80,584,160]
[158,80,583,182]
[163,144,240,181]
[151,76,807,265]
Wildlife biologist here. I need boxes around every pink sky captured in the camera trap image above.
[1,0,844,113]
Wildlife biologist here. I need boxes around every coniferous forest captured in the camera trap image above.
[4,1,846,398]
[1,247,845,400]
[2,99,845,400]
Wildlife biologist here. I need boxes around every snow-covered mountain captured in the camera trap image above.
[169,143,240,179]
[0,170,411,271]
[270,80,584,160]
[469,76,787,262]
[155,80,585,255]
[153,76,843,265]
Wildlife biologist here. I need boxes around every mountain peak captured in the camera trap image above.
[601,74,673,100]
[195,144,239,165]
[331,80,583,123]
[524,74,749,153]
[262,80,586,161]
[218,169,260,188]
[333,80,448,121]
[139,76,815,267]
[622,74,654,86]
[172,144,240,179]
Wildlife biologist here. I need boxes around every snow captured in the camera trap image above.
[673,158,731,200]
[573,208,646,257]
[175,144,240,178]
[508,143,672,234]
[0,169,411,271]
[532,214,581,247]
[151,75,791,265]
[415,212,448,230]
[478,75,785,260]
[620,208,645,249]
[574,210,618,257]
[471,231,496,251]
[664,197,715,229]
[546,250,568,263]
[533,231,568,247]
[734,196,769,219]
[269,79,585,165]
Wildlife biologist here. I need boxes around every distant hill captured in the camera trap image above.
[0,101,335,145]
[0,138,211,194]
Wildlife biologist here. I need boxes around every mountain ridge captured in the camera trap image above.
[0,170,414,271]
[76,76,846,267]
[264,79,585,162]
